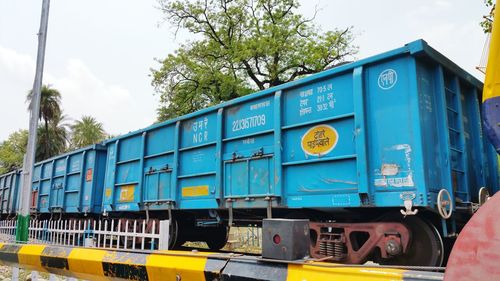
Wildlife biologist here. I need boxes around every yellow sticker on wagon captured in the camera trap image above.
[182,185,209,197]
[119,185,135,202]
[301,124,338,156]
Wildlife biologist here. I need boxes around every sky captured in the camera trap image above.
[0,0,491,141]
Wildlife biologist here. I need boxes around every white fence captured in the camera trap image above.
[0,218,169,251]
[0,220,16,242]
[0,218,169,281]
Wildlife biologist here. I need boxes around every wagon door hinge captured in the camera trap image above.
[399,192,418,216]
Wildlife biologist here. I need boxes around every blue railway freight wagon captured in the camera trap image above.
[30,145,107,215]
[0,170,21,215]
[101,39,499,266]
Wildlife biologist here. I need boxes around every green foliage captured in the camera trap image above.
[0,130,28,174]
[481,0,495,33]
[35,112,69,162]
[0,86,111,169]
[27,85,62,129]
[153,0,357,121]
[154,41,254,119]
[70,116,107,149]
[26,85,68,161]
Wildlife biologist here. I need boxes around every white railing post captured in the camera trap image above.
[11,267,19,281]
[159,220,170,250]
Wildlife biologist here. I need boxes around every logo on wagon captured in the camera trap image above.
[378,69,398,90]
[301,124,338,156]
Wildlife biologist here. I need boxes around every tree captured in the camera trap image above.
[152,0,357,121]
[481,0,495,33]
[27,85,62,134]
[26,85,68,161]
[70,116,107,149]
[35,112,69,162]
[0,130,28,174]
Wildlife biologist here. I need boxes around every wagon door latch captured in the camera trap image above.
[400,192,418,216]
[252,147,264,158]
[231,152,243,161]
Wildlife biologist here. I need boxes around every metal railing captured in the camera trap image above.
[0,219,16,242]
[0,218,169,251]
[226,225,262,253]
[0,218,169,281]
[236,225,261,247]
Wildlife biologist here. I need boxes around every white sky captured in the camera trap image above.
[0,0,491,141]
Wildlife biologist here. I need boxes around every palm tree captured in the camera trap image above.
[71,116,106,148]
[35,112,69,161]
[26,85,67,161]
[27,85,62,134]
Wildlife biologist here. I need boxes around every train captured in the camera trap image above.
[0,39,498,267]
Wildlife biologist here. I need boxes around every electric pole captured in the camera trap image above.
[16,0,51,243]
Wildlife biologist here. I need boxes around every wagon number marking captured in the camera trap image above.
[232,114,266,132]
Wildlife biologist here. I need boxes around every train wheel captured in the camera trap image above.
[168,219,185,249]
[205,225,229,250]
[378,215,444,267]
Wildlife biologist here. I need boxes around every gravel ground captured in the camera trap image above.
[0,266,80,281]
[184,226,262,254]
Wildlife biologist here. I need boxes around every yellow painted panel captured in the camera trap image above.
[182,185,209,197]
[146,252,208,281]
[301,124,339,156]
[67,248,109,281]
[484,8,500,100]
[17,244,48,272]
[0,243,6,267]
[119,185,135,202]
[286,263,404,281]
[105,188,112,198]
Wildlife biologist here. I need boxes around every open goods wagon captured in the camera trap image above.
[11,39,495,266]
[30,145,107,216]
[0,170,21,216]
[100,39,498,266]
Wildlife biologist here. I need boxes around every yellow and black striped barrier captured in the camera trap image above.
[0,243,443,281]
